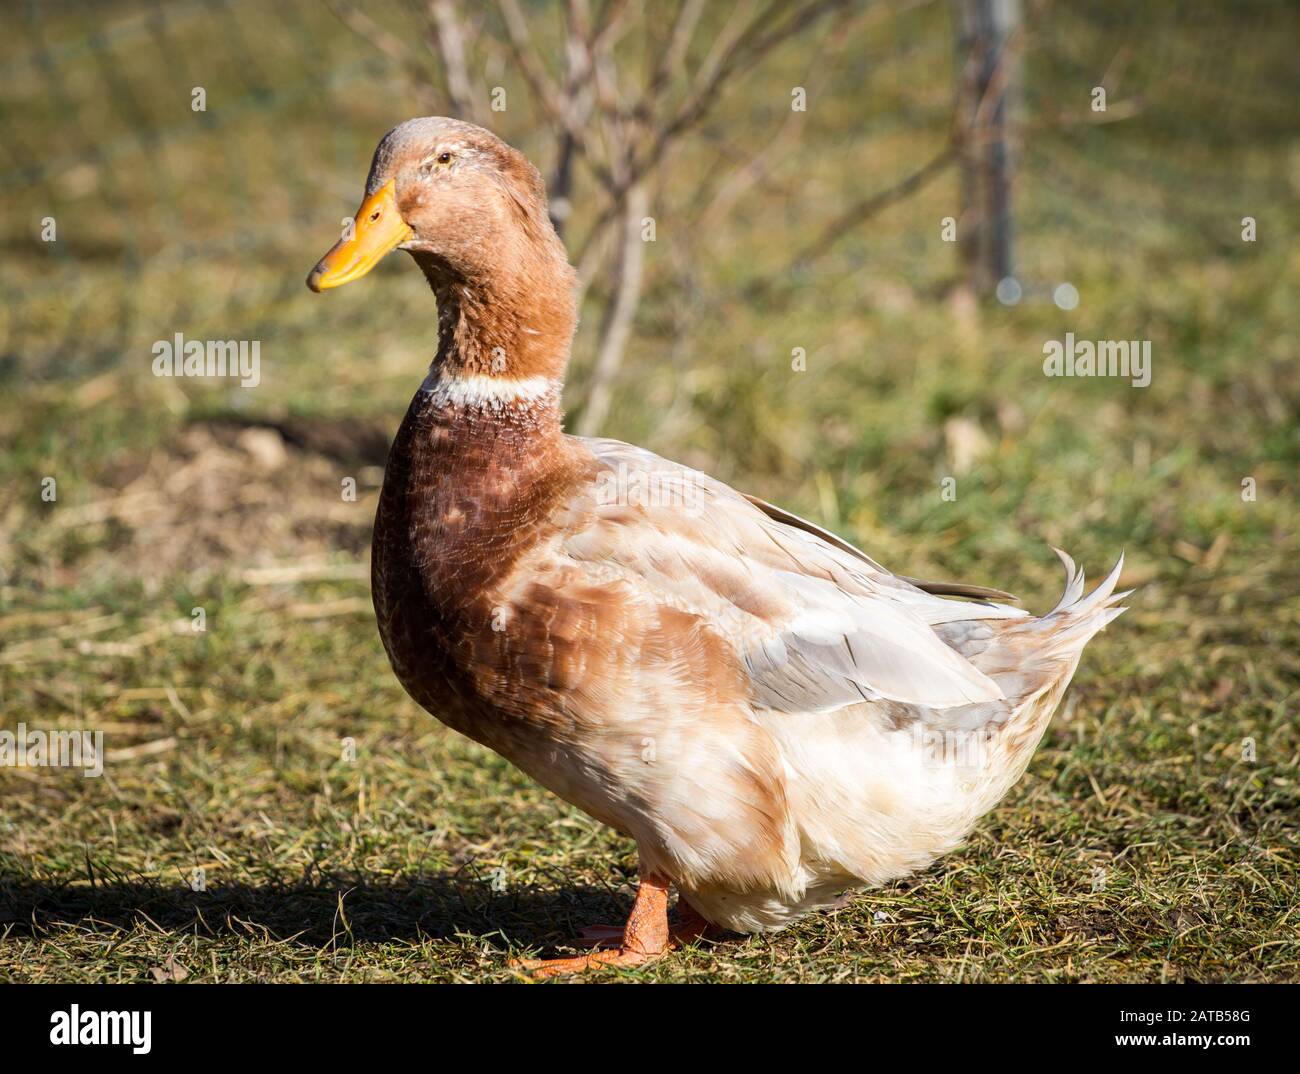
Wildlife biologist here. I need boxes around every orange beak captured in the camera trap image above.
[307,179,413,292]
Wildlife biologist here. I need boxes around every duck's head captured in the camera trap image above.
[307,117,561,293]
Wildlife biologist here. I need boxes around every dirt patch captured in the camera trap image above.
[9,419,391,590]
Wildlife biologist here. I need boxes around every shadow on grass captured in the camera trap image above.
[0,869,632,953]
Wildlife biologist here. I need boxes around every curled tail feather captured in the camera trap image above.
[1041,547,1131,654]
[963,549,1133,813]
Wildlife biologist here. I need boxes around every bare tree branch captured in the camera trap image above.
[576,183,650,436]
[696,0,869,226]
[429,0,481,121]
[325,0,442,110]
[642,0,706,111]
[572,0,851,267]
[497,0,617,190]
[784,142,958,275]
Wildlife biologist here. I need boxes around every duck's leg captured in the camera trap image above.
[513,874,673,977]
[577,893,717,948]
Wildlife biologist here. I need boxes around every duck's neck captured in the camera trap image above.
[412,248,576,431]
[378,250,587,622]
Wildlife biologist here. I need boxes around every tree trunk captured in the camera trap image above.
[955,0,1020,294]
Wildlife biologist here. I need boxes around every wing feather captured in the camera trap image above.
[563,439,1010,713]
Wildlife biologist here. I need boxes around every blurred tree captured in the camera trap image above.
[328,0,861,432]
[955,0,1021,294]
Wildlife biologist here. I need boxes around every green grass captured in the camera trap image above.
[1,1,1297,982]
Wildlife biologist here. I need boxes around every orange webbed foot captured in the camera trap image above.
[513,874,688,978]
[511,946,657,978]
[574,923,625,948]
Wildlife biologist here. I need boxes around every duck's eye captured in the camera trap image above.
[421,151,454,175]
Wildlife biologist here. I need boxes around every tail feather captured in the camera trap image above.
[1097,605,1128,630]
[1040,549,1130,653]
[1047,546,1086,614]
[1067,551,1126,616]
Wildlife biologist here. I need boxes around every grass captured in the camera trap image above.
[0,1,1297,982]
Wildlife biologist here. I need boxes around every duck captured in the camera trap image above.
[306,117,1130,977]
